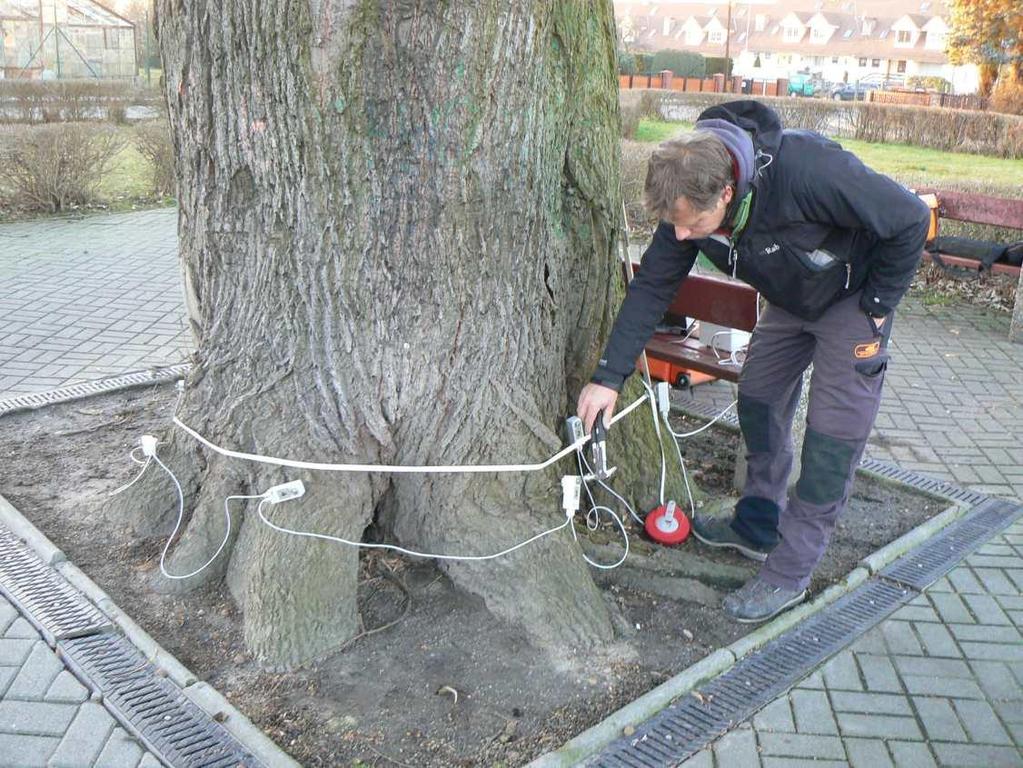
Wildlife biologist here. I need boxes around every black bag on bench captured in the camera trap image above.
[933,236,1007,270]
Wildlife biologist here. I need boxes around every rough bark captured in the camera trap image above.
[105,0,692,670]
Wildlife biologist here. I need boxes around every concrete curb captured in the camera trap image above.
[0,492,301,768]
[527,649,735,768]
[528,501,967,766]
[0,493,66,566]
[858,502,968,574]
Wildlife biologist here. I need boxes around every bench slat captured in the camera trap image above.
[919,189,1023,231]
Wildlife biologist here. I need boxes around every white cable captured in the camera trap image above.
[570,503,629,570]
[150,452,263,580]
[640,380,668,506]
[255,499,571,562]
[172,393,649,475]
[109,456,151,497]
[664,400,738,440]
[662,410,697,520]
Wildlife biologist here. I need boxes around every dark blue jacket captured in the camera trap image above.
[593,100,930,391]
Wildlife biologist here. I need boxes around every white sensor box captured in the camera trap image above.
[699,322,751,353]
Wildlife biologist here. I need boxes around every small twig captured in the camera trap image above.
[57,415,129,437]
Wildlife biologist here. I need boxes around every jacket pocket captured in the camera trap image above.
[738,240,848,320]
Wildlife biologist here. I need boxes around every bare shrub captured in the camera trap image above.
[0,123,124,212]
[991,77,1023,116]
[134,120,176,197]
[621,140,657,236]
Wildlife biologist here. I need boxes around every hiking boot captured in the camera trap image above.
[691,513,774,562]
[723,577,807,624]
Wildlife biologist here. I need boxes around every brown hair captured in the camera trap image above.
[643,131,734,220]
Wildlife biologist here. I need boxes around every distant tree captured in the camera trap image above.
[618,50,637,75]
[947,0,1022,97]
[634,52,654,75]
[649,49,705,77]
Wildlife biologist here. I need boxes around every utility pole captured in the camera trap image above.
[724,0,733,91]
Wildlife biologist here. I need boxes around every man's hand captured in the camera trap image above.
[577,383,619,435]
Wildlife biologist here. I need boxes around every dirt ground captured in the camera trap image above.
[0,384,943,767]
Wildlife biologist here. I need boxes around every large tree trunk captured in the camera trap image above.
[107,0,687,670]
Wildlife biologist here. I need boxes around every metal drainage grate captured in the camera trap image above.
[857,458,988,506]
[60,632,262,768]
[587,578,912,767]
[670,396,740,430]
[881,497,1023,590]
[0,363,191,418]
[0,525,112,645]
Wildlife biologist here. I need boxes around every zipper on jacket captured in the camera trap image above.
[729,241,738,278]
[845,263,851,289]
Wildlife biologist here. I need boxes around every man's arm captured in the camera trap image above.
[793,141,930,318]
[579,222,696,432]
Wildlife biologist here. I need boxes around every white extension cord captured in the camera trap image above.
[113,386,736,578]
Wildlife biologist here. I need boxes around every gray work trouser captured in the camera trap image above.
[732,291,892,592]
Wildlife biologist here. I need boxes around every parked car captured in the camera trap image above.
[830,82,874,101]
[788,73,816,97]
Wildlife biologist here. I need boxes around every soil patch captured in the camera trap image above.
[0,385,943,767]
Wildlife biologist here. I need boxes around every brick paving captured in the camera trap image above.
[0,594,159,768]
[683,296,1023,500]
[682,518,1023,767]
[0,209,188,398]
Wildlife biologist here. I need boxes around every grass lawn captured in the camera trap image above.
[633,118,1023,191]
[98,132,154,203]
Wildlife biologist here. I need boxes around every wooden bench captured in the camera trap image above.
[625,261,760,386]
[918,189,1023,279]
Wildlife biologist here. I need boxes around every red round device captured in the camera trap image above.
[645,500,691,545]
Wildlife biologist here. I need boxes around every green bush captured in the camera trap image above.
[134,119,176,197]
[627,91,1023,158]
[0,123,124,212]
[649,50,704,78]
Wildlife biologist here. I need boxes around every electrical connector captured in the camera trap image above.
[264,480,306,504]
[561,475,582,518]
[655,381,671,418]
[565,415,586,445]
[140,435,159,458]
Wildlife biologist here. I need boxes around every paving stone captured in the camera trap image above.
[0,733,59,767]
[789,688,838,735]
[952,699,1013,746]
[889,740,940,768]
[757,731,846,759]
[678,748,714,767]
[845,737,895,768]
[822,652,863,691]
[913,696,968,742]
[0,700,76,736]
[958,641,1023,662]
[43,669,90,705]
[138,753,163,767]
[0,638,35,666]
[830,690,913,716]
[47,702,117,767]
[951,625,1022,644]
[752,697,795,732]
[970,660,1023,702]
[913,622,962,658]
[0,602,17,634]
[883,620,925,655]
[962,594,1013,626]
[856,653,903,693]
[5,642,65,700]
[902,675,988,701]
[836,712,924,740]
[931,742,1023,767]
[712,723,759,766]
[894,656,974,679]
[930,592,976,624]
[4,617,40,640]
